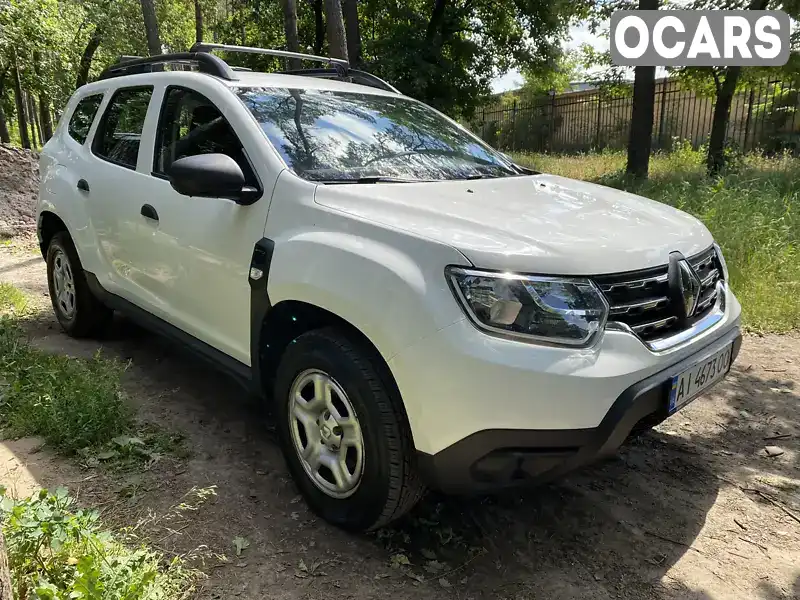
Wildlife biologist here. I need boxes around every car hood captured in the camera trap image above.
[313,174,713,275]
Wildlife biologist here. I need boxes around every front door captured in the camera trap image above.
[134,84,273,364]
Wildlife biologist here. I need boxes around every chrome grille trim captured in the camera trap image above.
[646,282,726,352]
[701,268,719,287]
[608,296,670,315]
[599,273,667,293]
[596,246,725,350]
[631,315,678,334]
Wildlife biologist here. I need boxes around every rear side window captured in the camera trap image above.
[67,94,103,144]
[93,87,153,169]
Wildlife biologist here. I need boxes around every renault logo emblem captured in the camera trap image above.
[668,251,702,320]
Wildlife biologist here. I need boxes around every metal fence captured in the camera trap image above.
[470,78,800,154]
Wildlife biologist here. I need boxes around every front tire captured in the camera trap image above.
[46,232,112,337]
[274,327,425,531]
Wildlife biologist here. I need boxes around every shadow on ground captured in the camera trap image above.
[6,309,800,600]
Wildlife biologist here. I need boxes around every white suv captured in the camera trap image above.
[37,44,742,531]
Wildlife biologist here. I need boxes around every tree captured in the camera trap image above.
[76,26,104,89]
[520,52,579,96]
[313,0,325,54]
[0,67,11,144]
[33,51,53,141]
[324,0,348,60]
[626,0,658,178]
[282,0,301,69]
[195,0,203,43]
[11,58,29,149]
[140,0,162,55]
[705,0,769,174]
[342,0,361,65]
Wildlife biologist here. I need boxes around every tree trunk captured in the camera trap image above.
[282,0,301,69]
[76,27,103,88]
[0,106,10,144]
[194,0,203,43]
[706,66,740,175]
[140,0,162,55]
[342,0,361,66]
[27,94,42,147]
[625,0,658,179]
[626,64,657,178]
[705,0,767,174]
[0,73,9,144]
[425,0,448,45]
[323,0,347,60]
[313,0,325,54]
[0,527,12,599]
[12,60,30,149]
[38,96,53,141]
[33,51,53,141]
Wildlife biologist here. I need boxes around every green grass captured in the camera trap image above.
[0,287,198,597]
[512,147,800,333]
[1,487,196,599]
[0,285,132,454]
[0,282,27,314]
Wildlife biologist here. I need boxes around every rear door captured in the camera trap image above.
[84,85,160,304]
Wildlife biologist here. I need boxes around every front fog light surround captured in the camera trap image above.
[446,267,610,347]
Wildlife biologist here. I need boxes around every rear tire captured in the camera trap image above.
[46,232,112,338]
[274,327,425,531]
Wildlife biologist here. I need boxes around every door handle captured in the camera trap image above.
[140,204,159,221]
[77,179,90,192]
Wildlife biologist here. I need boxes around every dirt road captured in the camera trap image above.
[1,244,799,600]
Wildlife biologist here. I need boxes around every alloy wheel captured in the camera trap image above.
[288,369,365,498]
[52,248,76,319]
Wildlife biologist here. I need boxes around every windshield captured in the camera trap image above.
[236,87,522,182]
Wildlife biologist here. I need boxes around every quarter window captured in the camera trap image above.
[93,87,153,169]
[67,94,103,144]
[153,86,257,185]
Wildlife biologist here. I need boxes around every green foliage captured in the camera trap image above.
[0,313,132,453]
[519,51,580,96]
[1,487,194,599]
[0,282,27,313]
[1,0,591,126]
[513,148,800,332]
[358,0,589,117]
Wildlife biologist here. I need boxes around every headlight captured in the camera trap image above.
[446,267,609,347]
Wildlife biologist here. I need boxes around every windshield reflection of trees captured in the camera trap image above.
[238,88,516,181]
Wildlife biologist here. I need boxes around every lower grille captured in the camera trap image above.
[594,247,723,342]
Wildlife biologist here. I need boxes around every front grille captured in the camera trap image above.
[594,247,723,342]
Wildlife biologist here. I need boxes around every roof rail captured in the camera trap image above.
[190,43,349,76]
[98,45,399,94]
[278,68,400,94]
[98,52,237,81]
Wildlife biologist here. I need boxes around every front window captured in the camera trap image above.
[236,87,523,182]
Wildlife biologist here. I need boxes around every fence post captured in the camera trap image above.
[594,93,602,149]
[511,100,517,152]
[657,80,668,149]
[742,88,755,152]
[548,92,556,152]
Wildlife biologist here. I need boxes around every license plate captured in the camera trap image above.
[668,343,733,413]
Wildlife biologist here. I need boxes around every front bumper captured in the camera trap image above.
[413,326,741,493]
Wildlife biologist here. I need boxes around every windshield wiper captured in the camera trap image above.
[313,176,428,184]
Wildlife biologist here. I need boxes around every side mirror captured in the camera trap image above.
[167,153,259,204]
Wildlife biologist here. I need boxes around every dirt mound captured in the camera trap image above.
[0,144,39,238]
